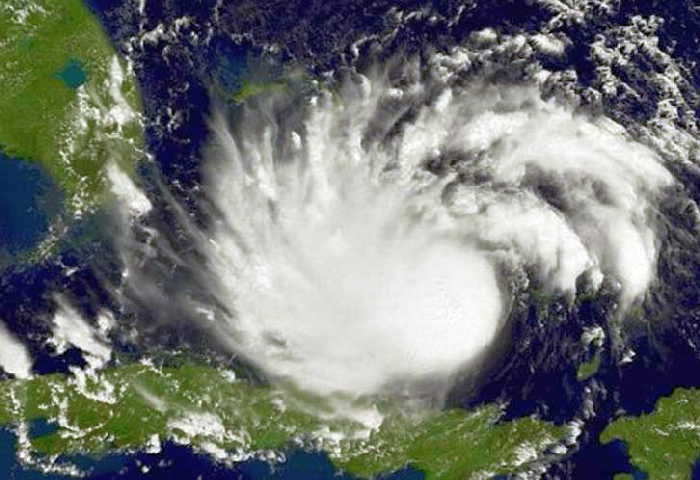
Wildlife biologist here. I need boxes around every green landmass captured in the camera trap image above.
[211,47,297,105]
[577,325,605,382]
[576,352,601,381]
[0,360,566,479]
[231,79,287,103]
[601,388,700,479]
[0,0,144,212]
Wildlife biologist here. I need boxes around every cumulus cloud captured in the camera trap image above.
[0,322,32,379]
[419,84,674,301]
[106,163,152,218]
[204,106,504,401]
[195,54,671,412]
[50,298,113,369]
[99,46,674,424]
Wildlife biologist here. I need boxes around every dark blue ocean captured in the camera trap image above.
[0,428,424,480]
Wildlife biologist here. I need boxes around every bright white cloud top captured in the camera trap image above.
[0,321,32,379]
[192,57,672,408]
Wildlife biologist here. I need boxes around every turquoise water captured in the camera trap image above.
[55,59,87,89]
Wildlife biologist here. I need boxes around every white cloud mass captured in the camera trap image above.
[50,298,113,369]
[0,322,32,379]
[197,55,672,407]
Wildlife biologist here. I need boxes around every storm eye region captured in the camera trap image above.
[236,229,503,398]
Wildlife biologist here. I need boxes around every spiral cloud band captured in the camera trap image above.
[184,56,674,405]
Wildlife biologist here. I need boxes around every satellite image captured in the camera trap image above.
[0,0,699,478]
